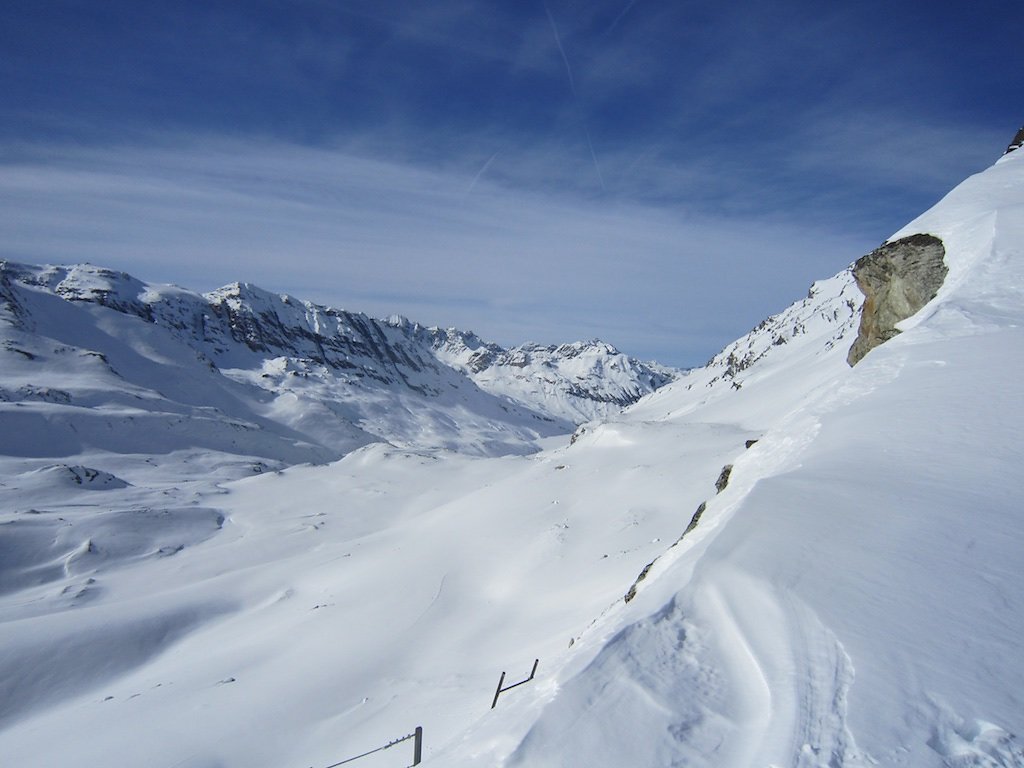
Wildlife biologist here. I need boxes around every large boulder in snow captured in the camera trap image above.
[847,233,947,366]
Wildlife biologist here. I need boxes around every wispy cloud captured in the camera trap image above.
[0,138,877,365]
[1,1,1015,364]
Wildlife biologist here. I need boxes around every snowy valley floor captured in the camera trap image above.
[0,418,758,768]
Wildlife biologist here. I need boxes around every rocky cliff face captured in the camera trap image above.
[846,234,947,366]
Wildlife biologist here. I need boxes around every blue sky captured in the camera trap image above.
[1,0,1019,365]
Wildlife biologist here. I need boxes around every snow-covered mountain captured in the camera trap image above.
[427,328,675,423]
[0,262,676,462]
[2,131,1023,768]
[518,135,1024,768]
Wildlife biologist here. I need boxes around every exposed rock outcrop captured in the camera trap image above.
[714,464,733,494]
[1006,126,1024,155]
[624,461,736,603]
[847,234,947,366]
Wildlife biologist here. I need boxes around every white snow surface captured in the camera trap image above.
[1,148,1023,768]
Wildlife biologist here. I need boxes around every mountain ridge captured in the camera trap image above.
[0,260,678,462]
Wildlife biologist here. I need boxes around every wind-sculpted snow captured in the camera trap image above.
[0,503,224,596]
[22,464,129,490]
[0,600,234,729]
[1,145,1023,768]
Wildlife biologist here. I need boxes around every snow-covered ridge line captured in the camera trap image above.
[625,268,863,426]
[0,260,678,461]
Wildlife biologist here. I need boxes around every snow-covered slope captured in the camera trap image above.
[508,145,1024,767]
[0,263,676,463]
[2,141,1022,768]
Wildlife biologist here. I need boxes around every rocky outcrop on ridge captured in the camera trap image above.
[1006,126,1024,155]
[847,234,947,366]
[623,459,736,604]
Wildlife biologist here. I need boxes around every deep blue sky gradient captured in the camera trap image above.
[1,0,1020,364]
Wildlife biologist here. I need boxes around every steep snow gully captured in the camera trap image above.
[1,137,1023,768]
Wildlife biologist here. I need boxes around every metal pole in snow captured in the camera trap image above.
[491,671,506,709]
[491,659,540,709]
[412,726,423,765]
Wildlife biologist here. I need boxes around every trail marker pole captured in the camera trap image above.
[490,671,506,710]
[412,726,422,766]
[491,659,539,709]
[320,726,422,768]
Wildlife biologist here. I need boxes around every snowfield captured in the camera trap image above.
[2,147,1023,767]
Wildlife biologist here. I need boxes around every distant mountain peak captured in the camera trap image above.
[0,261,678,462]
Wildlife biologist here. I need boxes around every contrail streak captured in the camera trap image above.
[584,126,607,193]
[544,4,605,192]
[466,151,500,196]
[544,4,576,97]
[605,0,639,35]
